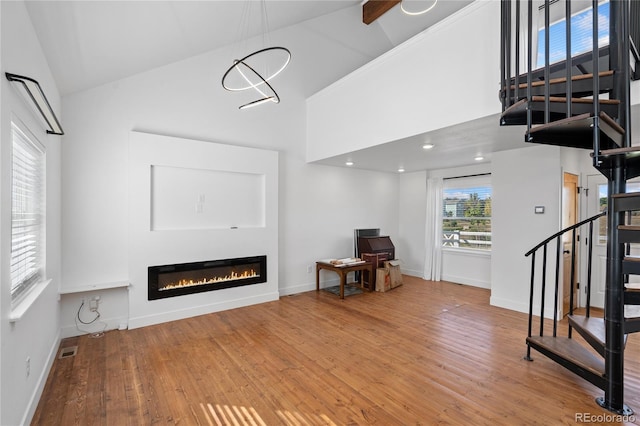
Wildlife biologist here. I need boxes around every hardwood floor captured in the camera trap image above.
[32,276,640,425]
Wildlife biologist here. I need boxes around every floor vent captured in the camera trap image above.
[59,346,78,359]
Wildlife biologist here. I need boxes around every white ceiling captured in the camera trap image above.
[315,114,531,173]
[23,0,525,173]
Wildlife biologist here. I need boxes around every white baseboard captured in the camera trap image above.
[442,273,490,289]
[400,268,422,278]
[60,315,129,338]
[490,296,555,319]
[21,329,61,426]
[279,278,340,296]
[128,291,280,329]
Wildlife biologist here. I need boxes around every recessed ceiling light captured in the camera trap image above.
[422,143,434,150]
[474,156,484,161]
[345,160,354,166]
[398,167,405,173]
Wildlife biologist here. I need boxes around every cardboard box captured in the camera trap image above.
[384,260,403,288]
[376,268,391,292]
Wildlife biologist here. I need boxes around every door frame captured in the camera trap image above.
[562,172,579,316]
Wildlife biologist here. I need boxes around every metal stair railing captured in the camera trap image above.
[524,211,606,361]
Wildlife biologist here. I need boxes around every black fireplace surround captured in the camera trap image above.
[148,255,267,300]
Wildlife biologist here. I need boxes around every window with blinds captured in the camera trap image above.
[11,120,45,303]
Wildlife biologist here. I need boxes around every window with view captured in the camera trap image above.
[11,120,46,304]
[442,177,492,251]
[536,0,610,67]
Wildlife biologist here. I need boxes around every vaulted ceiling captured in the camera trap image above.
[25,0,468,96]
[23,0,524,173]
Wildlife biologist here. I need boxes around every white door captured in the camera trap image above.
[585,174,607,309]
[585,174,640,309]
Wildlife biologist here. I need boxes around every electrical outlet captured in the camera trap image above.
[307,265,312,274]
[25,356,30,378]
[89,296,100,312]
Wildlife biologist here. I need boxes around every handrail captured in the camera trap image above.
[525,211,607,256]
[525,210,606,358]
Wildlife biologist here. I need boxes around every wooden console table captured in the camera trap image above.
[316,261,374,299]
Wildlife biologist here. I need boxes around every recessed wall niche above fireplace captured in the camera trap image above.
[129,131,278,329]
[148,255,267,300]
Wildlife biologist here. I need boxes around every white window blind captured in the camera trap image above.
[11,120,45,303]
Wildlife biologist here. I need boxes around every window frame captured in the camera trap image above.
[442,175,492,253]
[535,0,610,68]
[10,117,47,306]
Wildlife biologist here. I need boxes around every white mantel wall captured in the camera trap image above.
[306,0,501,162]
[127,132,279,328]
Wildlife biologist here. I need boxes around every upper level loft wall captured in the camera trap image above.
[306,0,500,163]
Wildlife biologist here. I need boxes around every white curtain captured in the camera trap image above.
[423,177,443,281]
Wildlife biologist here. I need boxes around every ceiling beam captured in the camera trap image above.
[362,0,401,25]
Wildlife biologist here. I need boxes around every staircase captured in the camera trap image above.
[500,0,640,415]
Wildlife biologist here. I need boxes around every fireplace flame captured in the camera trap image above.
[160,269,259,291]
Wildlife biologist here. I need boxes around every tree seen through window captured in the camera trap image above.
[442,186,492,250]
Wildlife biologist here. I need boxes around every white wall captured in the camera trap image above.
[0,1,62,424]
[397,171,427,277]
[491,145,562,317]
[59,18,400,329]
[307,0,501,162]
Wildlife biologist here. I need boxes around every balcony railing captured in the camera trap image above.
[443,230,491,249]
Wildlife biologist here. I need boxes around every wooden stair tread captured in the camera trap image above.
[528,112,591,132]
[530,96,619,105]
[624,285,640,305]
[613,192,640,213]
[526,336,604,389]
[568,316,604,340]
[625,317,640,333]
[598,146,640,156]
[594,145,640,180]
[501,97,620,127]
[617,225,640,244]
[613,192,640,199]
[599,111,625,135]
[509,70,615,90]
[568,315,605,356]
[624,256,640,263]
[618,225,640,230]
[525,112,622,149]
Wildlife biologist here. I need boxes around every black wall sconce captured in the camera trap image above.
[5,72,64,135]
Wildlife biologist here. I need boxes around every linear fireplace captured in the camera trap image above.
[148,255,267,300]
